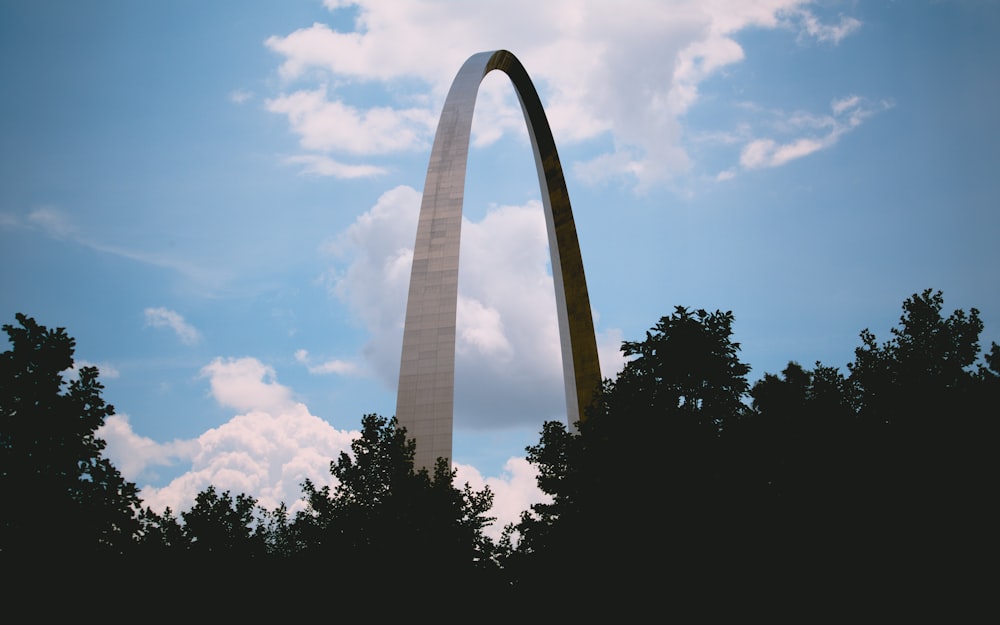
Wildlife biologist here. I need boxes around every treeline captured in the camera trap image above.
[2,290,996,611]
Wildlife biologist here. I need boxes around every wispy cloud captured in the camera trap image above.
[144,307,201,345]
[789,8,862,45]
[6,206,235,293]
[228,89,253,104]
[737,95,893,171]
[69,360,121,379]
[294,349,359,375]
[282,154,386,178]
[26,206,76,239]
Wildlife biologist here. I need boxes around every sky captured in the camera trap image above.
[2,0,998,537]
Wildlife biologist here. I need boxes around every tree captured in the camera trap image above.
[504,292,997,610]
[135,505,188,555]
[610,306,752,432]
[742,290,999,590]
[508,307,754,600]
[849,289,985,426]
[579,307,751,506]
[741,361,857,501]
[290,414,497,590]
[1,314,140,559]
[181,485,266,558]
[844,289,997,563]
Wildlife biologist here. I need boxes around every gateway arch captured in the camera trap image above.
[396,50,600,471]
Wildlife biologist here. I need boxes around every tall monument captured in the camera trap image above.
[396,50,601,471]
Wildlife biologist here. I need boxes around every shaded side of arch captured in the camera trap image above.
[396,49,601,471]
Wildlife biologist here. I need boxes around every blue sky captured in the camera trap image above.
[3,0,998,535]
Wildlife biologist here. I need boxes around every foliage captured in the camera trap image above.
[742,290,996,509]
[180,485,266,558]
[613,306,752,430]
[4,289,995,606]
[507,306,754,596]
[508,292,998,601]
[0,313,140,558]
[136,505,187,554]
[289,413,497,587]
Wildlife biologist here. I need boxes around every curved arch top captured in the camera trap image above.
[396,50,601,471]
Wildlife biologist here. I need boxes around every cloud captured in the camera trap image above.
[320,185,421,382]
[295,348,360,375]
[597,327,627,381]
[282,154,386,178]
[103,357,361,516]
[738,95,893,170]
[200,357,291,413]
[144,307,201,345]
[832,94,861,115]
[715,168,738,182]
[789,8,862,44]
[7,206,235,294]
[457,296,514,361]
[740,137,823,169]
[262,0,863,189]
[266,86,437,154]
[26,206,76,239]
[325,186,626,430]
[99,414,200,483]
[101,355,545,537]
[451,201,568,425]
[69,360,120,379]
[455,458,548,542]
[229,89,253,104]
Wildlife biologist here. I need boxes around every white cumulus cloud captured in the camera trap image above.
[100,355,546,537]
[263,0,864,188]
[105,357,361,516]
[455,457,549,542]
[200,357,292,414]
[266,86,436,155]
[99,414,200,484]
[325,188,626,430]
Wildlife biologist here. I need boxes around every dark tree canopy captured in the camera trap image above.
[507,306,754,602]
[2,290,995,614]
[508,292,998,608]
[289,414,497,586]
[181,485,267,558]
[1,314,140,559]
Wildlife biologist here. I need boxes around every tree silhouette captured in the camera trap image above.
[736,290,998,598]
[181,485,266,558]
[5,290,994,611]
[1,314,140,560]
[508,307,753,604]
[844,289,997,573]
[289,414,497,591]
[510,292,998,608]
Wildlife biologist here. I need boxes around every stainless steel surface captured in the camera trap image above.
[397,50,600,471]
